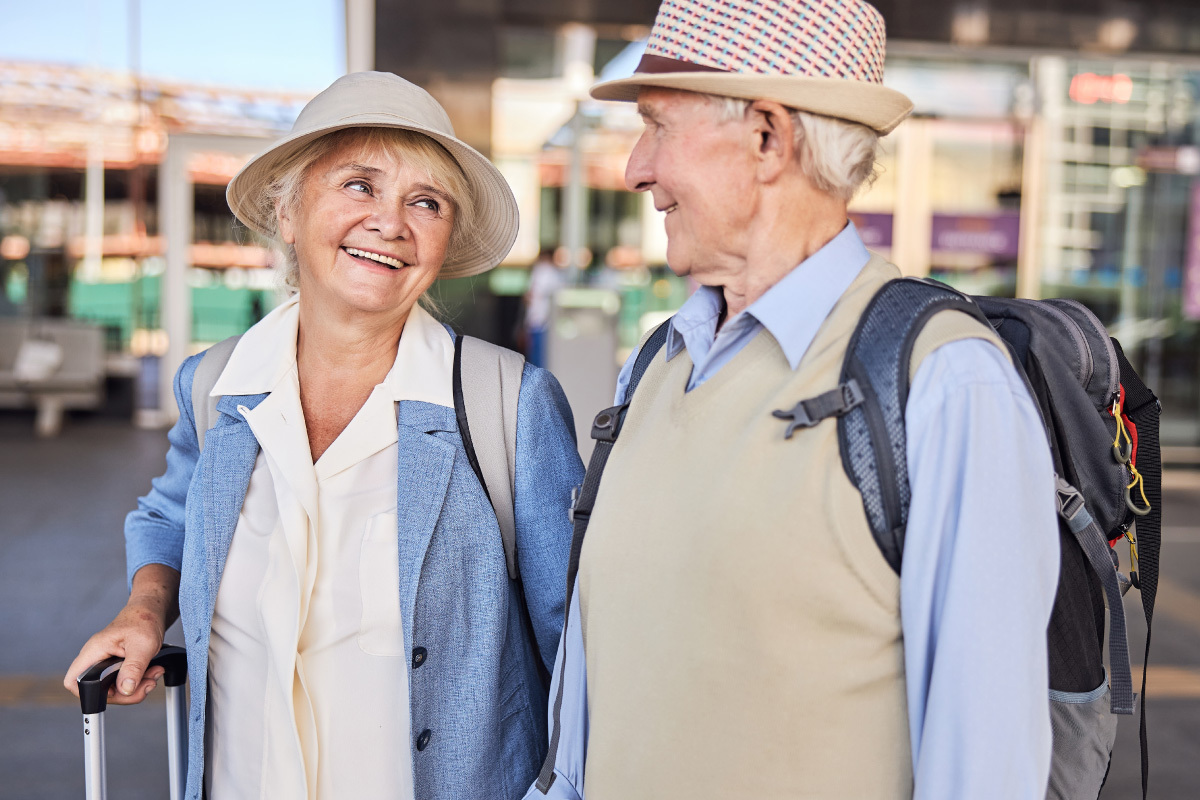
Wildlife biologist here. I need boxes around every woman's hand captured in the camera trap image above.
[63,564,181,705]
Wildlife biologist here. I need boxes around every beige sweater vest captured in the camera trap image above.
[577,255,1006,799]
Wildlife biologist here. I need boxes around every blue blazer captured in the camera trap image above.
[124,334,583,800]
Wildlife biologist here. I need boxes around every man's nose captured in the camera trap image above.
[625,135,654,193]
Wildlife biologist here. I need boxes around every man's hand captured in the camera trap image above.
[63,564,181,705]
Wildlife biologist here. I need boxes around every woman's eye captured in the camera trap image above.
[414,198,440,212]
[345,180,372,194]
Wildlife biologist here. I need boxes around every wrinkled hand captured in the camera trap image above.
[64,564,180,705]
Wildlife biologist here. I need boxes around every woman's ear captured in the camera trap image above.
[277,200,296,245]
[748,100,796,183]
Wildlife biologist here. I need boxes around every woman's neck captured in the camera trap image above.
[295,294,408,387]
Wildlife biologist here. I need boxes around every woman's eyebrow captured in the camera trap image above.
[413,183,452,203]
[332,162,386,177]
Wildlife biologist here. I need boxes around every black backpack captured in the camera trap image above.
[537,278,1161,800]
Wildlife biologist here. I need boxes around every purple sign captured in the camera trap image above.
[1184,181,1200,321]
[931,212,1021,257]
[848,212,893,249]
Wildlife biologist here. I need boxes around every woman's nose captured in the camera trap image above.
[366,205,410,240]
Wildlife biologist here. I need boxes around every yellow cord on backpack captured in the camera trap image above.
[1124,530,1139,565]
[1127,465,1150,510]
[1112,402,1133,464]
[1124,529,1140,585]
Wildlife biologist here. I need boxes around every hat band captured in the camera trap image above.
[635,54,730,75]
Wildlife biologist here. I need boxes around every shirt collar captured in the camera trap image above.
[664,221,871,370]
[210,295,454,408]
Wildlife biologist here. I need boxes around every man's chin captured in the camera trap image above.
[663,243,690,279]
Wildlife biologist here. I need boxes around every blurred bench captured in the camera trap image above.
[0,318,106,436]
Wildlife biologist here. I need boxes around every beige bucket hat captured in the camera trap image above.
[227,71,518,279]
[591,0,913,135]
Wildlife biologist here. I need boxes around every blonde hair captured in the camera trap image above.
[707,95,879,201]
[253,127,479,290]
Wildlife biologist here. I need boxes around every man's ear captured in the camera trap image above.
[748,100,795,183]
[277,200,296,246]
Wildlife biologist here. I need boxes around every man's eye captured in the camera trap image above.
[345,180,372,194]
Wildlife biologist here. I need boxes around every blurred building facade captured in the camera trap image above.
[0,61,304,351]
[3,1,1200,445]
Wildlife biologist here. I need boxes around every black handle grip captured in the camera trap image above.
[78,645,188,715]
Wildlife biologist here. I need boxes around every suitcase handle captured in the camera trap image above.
[78,645,188,715]
[78,646,189,800]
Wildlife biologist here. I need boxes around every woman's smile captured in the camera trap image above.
[341,245,409,269]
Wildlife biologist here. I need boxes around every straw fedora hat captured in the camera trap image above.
[591,0,913,135]
[227,71,518,279]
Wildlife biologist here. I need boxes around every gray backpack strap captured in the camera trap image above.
[453,335,525,580]
[191,335,241,450]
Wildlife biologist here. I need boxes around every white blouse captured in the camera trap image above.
[203,296,454,799]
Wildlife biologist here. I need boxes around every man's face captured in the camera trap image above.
[626,88,759,284]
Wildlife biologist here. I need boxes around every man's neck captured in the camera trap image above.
[720,203,848,320]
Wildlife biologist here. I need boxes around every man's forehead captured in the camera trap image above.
[636,87,712,119]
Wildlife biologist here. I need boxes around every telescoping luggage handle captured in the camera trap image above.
[77,645,188,800]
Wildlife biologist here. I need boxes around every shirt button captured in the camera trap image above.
[412,647,428,669]
[416,729,432,752]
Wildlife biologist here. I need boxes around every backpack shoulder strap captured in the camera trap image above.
[452,334,526,580]
[836,278,988,573]
[192,335,241,451]
[536,318,671,795]
[908,307,1011,383]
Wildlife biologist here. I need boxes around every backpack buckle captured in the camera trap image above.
[591,404,629,444]
[1054,475,1087,525]
[568,484,585,524]
[772,380,865,440]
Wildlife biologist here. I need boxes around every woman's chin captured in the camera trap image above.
[299,267,437,321]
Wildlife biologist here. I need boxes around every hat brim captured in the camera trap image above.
[591,73,913,135]
[227,115,519,280]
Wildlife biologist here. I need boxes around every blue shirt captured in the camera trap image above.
[529,223,1060,800]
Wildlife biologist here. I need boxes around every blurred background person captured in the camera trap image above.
[63,71,582,800]
[523,246,562,367]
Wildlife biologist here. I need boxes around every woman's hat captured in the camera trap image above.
[227,71,518,279]
[590,0,913,135]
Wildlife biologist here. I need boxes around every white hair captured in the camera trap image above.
[706,95,879,201]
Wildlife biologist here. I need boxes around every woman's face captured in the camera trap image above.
[278,137,455,321]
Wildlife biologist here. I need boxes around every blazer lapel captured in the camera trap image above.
[395,401,458,655]
[199,394,267,601]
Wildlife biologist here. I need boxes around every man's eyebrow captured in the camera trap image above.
[636,103,659,121]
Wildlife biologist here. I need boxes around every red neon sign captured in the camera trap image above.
[1069,72,1133,105]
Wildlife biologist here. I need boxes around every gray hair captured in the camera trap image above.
[706,95,879,201]
[254,127,479,291]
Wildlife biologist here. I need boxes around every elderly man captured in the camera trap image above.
[528,1,1060,799]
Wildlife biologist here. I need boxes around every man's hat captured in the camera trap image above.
[591,0,913,135]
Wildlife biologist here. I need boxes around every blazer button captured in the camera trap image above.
[416,729,432,752]
[412,647,428,669]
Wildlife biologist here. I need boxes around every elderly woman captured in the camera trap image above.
[66,72,583,800]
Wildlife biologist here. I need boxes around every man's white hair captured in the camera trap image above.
[707,95,879,201]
